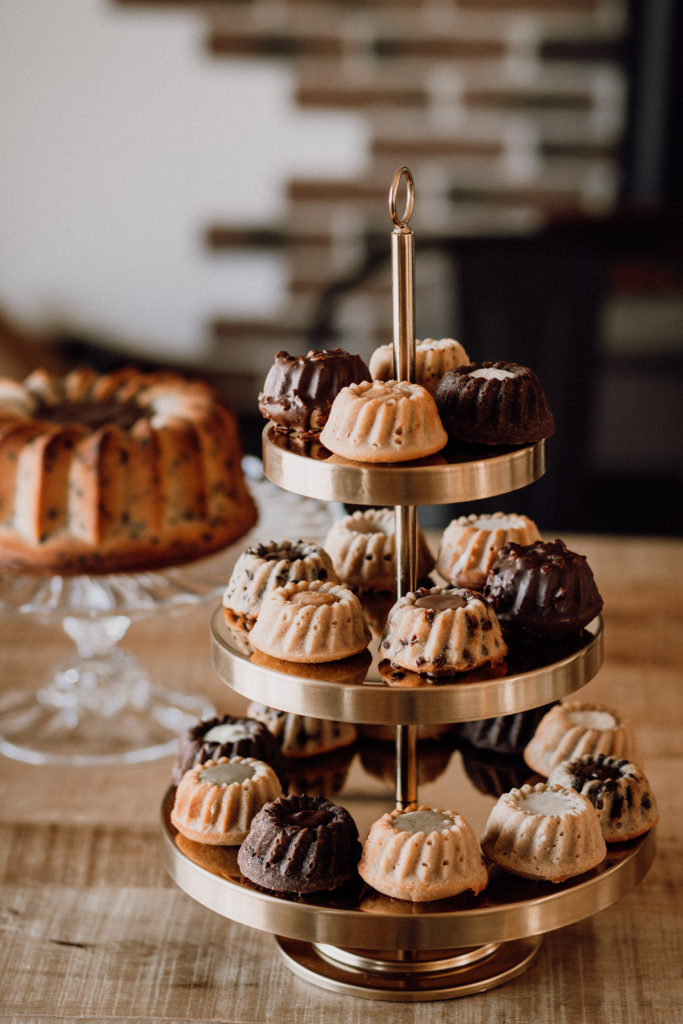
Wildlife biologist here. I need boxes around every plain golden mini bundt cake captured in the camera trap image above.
[324,507,434,593]
[248,579,371,663]
[246,702,358,759]
[0,366,257,574]
[379,584,507,676]
[237,792,362,894]
[258,348,371,436]
[171,755,282,846]
[222,539,338,626]
[369,338,470,395]
[548,754,658,842]
[524,701,640,777]
[436,511,541,591]
[359,804,488,901]
[480,781,607,882]
[320,379,448,463]
[434,361,554,446]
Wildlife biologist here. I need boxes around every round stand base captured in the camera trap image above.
[276,935,543,1001]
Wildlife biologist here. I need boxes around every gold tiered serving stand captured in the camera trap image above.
[162,168,656,1000]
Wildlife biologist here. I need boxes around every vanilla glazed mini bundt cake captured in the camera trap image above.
[248,579,371,663]
[258,348,371,436]
[0,366,257,574]
[324,507,434,593]
[369,338,470,395]
[379,584,507,676]
[222,540,338,627]
[548,754,658,842]
[484,538,603,639]
[171,714,285,786]
[247,703,357,759]
[436,512,541,591]
[237,792,362,893]
[171,755,282,846]
[359,805,488,901]
[434,361,554,446]
[320,379,448,463]
[524,701,640,778]
[480,782,607,882]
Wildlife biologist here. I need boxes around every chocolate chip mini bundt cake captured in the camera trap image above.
[0,366,257,574]
[258,348,371,437]
[246,703,357,759]
[359,805,488,902]
[434,361,554,446]
[171,713,285,786]
[436,511,541,591]
[369,337,470,395]
[524,701,640,778]
[222,540,338,627]
[324,507,434,593]
[548,754,658,842]
[379,584,507,676]
[320,379,448,463]
[480,782,607,882]
[484,538,603,639]
[237,793,362,893]
[171,756,282,846]
[248,579,371,663]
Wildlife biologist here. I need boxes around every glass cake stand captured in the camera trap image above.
[0,460,334,766]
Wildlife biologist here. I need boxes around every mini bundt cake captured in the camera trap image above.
[454,702,558,756]
[379,584,507,676]
[222,540,338,626]
[258,348,371,436]
[358,805,488,901]
[369,337,470,395]
[524,701,640,777]
[436,512,541,591]
[248,579,371,663]
[484,538,603,639]
[324,507,434,593]
[319,379,448,463]
[171,714,285,786]
[434,361,554,446]
[480,781,607,882]
[246,703,357,759]
[548,754,658,842]
[0,366,257,574]
[237,793,362,893]
[171,756,282,846]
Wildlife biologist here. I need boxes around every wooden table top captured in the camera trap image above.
[1,533,681,1023]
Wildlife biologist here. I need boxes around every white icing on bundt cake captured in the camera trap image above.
[324,507,434,593]
[523,701,640,777]
[369,338,470,395]
[246,703,357,759]
[436,511,541,590]
[358,804,488,901]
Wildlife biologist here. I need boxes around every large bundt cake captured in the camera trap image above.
[524,701,640,777]
[434,361,554,446]
[379,584,507,676]
[320,379,448,463]
[480,781,607,882]
[237,792,362,893]
[258,348,371,436]
[0,366,257,574]
[436,511,541,591]
[369,337,470,395]
[547,754,658,842]
[222,539,338,626]
[171,714,285,786]
[358,805,488,901]
[324,507,434,593]
[171,755,282,846]
[484,538,603,639]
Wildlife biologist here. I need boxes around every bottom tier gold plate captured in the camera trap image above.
[161,741,656,999]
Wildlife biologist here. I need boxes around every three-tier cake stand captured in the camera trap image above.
[162,168,656,1001]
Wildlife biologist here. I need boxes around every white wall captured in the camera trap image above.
[0,0,367,362]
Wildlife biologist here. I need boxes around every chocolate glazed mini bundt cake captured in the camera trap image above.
[324,507,435,593]
[0,366,257,574]
[434,361,554,446]
[454,702,558,757]
[258,348,371,436]
[237,793,362,893]
[548,754,658,842]
[369,337,470,395]
[171,714,285,786]
[484,538,603,639]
